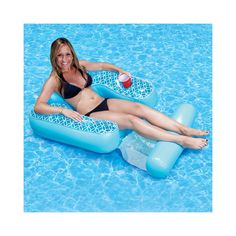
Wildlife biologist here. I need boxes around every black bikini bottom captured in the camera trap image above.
[85,98,109,117]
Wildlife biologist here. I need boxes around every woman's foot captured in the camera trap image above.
[178,136,208,149]
[180,126,209,137]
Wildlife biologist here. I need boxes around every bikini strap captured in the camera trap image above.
[59,72,66,82]
[78,68,87,80]
[78,67,89,87]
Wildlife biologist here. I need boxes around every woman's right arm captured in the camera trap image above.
[34,75,83,122]
[34,75,63,114]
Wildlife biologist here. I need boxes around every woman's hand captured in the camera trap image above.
[61,108,83,122]
[119,70,132,78]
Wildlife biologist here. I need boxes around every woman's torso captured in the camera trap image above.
[56,68,104,115]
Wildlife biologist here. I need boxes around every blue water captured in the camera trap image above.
[24,24,212,212]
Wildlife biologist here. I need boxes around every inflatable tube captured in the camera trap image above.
[89,70,157,107]
[30,106,120,153]
[146,104,196,178]
[29,70,157,153]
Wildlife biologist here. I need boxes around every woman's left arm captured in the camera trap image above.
[80,60,131,77]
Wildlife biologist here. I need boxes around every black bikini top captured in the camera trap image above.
[59,68,93,99]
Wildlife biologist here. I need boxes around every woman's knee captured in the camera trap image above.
[130,102,145,116]
[125,114,139,128]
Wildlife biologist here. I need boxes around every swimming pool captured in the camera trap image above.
[24,24,212,212]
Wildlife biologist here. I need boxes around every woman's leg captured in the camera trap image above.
[107,99,209,136]
[89,110,208,149]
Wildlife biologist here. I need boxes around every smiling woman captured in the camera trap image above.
[34,37,209,150]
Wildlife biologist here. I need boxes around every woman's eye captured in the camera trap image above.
[57,53,71,58]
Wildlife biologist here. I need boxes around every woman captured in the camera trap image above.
[34,38,209,149]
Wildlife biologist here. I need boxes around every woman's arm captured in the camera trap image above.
[34,74,83,121]
[80,60,131,77]
[34,75,62,114]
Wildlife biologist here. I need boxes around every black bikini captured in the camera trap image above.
[84,98,109,117]
[60,68,93,99]
[59,68,109,116]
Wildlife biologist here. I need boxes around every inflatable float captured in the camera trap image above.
[29,70,196,178]
[119,103,196,178]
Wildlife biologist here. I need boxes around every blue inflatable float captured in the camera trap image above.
[30,71,157,153]
[29,70,196,178]
[119,103,196,178]
[146,103,196,178]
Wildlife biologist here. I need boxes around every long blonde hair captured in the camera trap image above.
[50,37,86,77]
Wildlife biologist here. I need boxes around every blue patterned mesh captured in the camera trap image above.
[30,104,118,134]
[90,71,153,99]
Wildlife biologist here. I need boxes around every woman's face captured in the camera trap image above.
[56,44,73,72]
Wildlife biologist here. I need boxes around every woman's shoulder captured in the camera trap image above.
[79,60,89,66]
[49,71,60,82]
[47,71,61,90]
[79,60,102,71]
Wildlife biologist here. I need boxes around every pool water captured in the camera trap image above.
[24,24,212,212]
